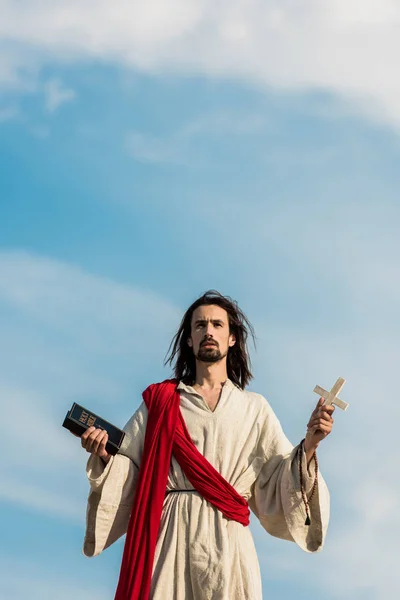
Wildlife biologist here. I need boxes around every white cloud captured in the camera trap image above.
[0,563,112,600]
[43,77,76,112]
[127,131,188,165]
[1,1,400,126]
[142,190,400,598]
[0,105,19,122]
[178,111,268,137]
[0,235,398,598]
[0,250,180,519]
[127,110,269,164]
[236,201,400,599]
[0,478,83,522]
[0,250,180,359]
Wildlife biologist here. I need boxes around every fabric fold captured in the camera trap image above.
[114,379,250,600]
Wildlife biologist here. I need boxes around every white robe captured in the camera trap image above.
[83,379,330,600]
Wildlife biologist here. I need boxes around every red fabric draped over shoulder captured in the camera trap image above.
[114,379,250,600]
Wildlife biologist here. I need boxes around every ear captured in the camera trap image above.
[229,334,236,347]
[187,337,193,348]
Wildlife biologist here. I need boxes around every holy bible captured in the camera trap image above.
[62,403,125,456]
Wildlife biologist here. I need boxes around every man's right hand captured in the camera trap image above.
[71,427,111,464]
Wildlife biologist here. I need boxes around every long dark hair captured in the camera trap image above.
[164,290,256,389]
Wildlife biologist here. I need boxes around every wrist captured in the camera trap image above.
[303,437,319,464]
[100,453,111,465]
[304,429,320,448]
[303,437,319,453]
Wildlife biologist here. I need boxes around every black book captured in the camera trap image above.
[62,403,125,456]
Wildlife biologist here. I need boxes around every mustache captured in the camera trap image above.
[201,340,218,347]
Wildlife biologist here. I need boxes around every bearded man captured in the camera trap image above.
[79,290,333,600]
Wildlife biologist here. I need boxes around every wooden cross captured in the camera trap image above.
[313,377,349,410]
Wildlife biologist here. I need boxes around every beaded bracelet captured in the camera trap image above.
[298,438,318,526]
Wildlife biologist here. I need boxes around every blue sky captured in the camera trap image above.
[1,3,400,599]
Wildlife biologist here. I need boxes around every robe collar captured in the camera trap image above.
[177,378,236,413]
[177,378,235,394]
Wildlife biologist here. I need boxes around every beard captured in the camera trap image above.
[195,344,228,364]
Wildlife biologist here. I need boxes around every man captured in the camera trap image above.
[79,290,333,600]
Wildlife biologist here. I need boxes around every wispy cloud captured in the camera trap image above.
[0,478,83,522]
[0,250,180,520]
[127,110,269,165]
[43,77,76,113]
[220,197,400,599]
[1,2,400,126]
[0,562,112,600]
[178,111,268,138]
[127,131,188,165]
[0,105,19,122]
[0,214,398,599]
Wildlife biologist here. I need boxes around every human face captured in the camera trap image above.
[188,304,236,363]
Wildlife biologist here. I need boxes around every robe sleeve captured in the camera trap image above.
[83,401,148,557]
[248,397,330,553]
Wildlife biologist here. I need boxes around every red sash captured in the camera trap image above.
[114,379,250,600]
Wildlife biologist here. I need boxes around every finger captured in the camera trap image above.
[311,398,326,416]
[317,414,334,425]
[308,419,333,430]
[315,423,333,434]
[311,412,334,423]
[310,407,334,422]
[89,429,107,453]
[308,417,334,429]
[98,432,109,455]
[93,430,108,454]
[83,428,103,452]
[81,426,95,443]
[321,405,335,416]
[308,412,334,426]
[307,422,333,435]
[308,422,333,434]
[308,408,320,423]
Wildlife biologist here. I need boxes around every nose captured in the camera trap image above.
[203,329,216,345]
[206,323,215,337]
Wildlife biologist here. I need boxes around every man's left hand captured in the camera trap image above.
[304,398,334,455]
